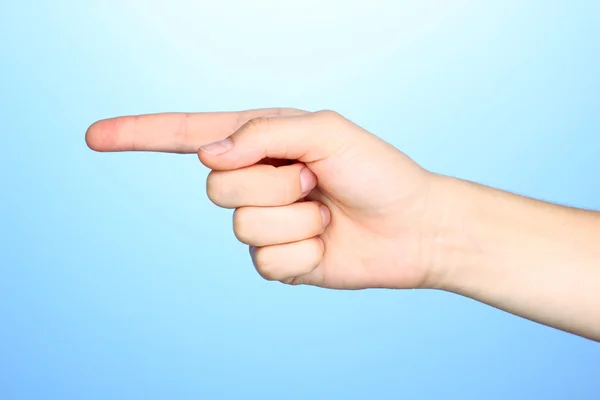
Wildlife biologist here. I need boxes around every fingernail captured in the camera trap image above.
[320,205,330,227]
[300,168,317,194]
[200,138,233,155]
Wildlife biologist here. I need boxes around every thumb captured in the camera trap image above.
[197,110,356,171]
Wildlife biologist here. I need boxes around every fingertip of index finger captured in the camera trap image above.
[85,117,126,152]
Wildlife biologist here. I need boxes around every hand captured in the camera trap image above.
[86,108,445,289]
[87,108,600,340]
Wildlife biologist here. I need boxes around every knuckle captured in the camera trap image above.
[313,109,344,122]
[206,171,240,208]
[205,171,223,205]
[244,116,271,132]
[173,113,191,152]
[232,207,255,244]
[256,265,278,281]
[253,249,279,281]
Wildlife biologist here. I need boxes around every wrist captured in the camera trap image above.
[424,174,598,292]
[420,174,485,291]
[419,173,600,341]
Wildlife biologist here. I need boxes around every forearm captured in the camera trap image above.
[431,175,600,341]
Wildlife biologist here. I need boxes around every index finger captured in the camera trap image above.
[85,108,307,153]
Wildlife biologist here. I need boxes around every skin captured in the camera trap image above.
[86,108,600,342]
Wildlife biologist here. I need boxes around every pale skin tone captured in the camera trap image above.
[86,108,600,342]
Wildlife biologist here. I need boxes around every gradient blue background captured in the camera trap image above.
[1,1,599,398]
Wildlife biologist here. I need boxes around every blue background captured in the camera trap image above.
[1,1,599,398]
